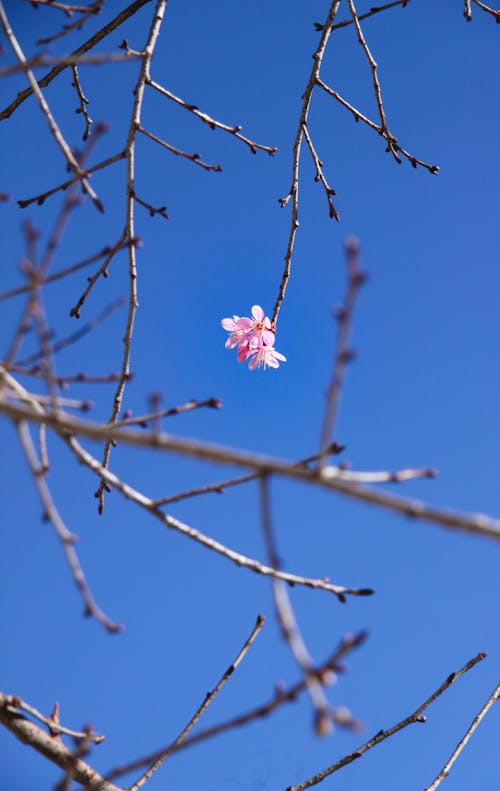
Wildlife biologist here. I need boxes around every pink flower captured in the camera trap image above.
[248,345,287,370]
[220,315,253,350]
[221,304,286,371]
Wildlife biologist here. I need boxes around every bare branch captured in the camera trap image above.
[0,0,151,121]
[146,78,277,155]
[106,632,367,783]
[1,393,499,542]
[318,236,366,456]
[138,125,222,171]
[0,692,120,791]
[3,696,104,744]
[286,652,487,791]
[423,680,500,791]
[273,0,342,326]
[0,2,103,212]
[127,614,265,791]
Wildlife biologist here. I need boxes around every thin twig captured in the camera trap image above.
[260,476,333,734]
[0,52,139,78]
[471,0,500,20]
[302,124,339,220]
[16,420,122,633]
[18,151,126,209]
[152,445,344,507]
[318,237,366,456]
[127,614,265,791]
[105,632,367,782]
[71,65,92,140]
[65,435,371,601]
[0,243,127,303]
[286,652,487,790]
[69,233,128,318]
[4,696,104,744]
[315,0,411,31]
[0,693,119,791]
[273,0,342,326]
[423,680,500,791]
[146,78,277,155]
[138,125,222,171]
[17,297,125,367]
[95,0,169,514]
[347,0,400,162]
[316,78,439,172]
[0,0,151,121]
[112,397,221,428]
[0,2,103,212]
[36,0,105,46]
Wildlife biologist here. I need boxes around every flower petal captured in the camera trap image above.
[251,305,264,322]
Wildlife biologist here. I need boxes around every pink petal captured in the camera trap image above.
[248,354,259,370]
[273,350,286,362]
[221,318,236,331]
[251,305,264,322]
[262,329,275,346]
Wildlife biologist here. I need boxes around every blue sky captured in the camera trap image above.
[1,1,500,790]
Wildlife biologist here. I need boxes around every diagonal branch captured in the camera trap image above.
[423,679,500,791]
[127,614,265,791]
[286,652,487,791]
[273,0,342,326]
[0,2,103,212]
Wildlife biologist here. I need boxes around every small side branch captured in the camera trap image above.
[423,680,500,791]
[316,78,439,172]
[127,614,265,791]
[318,237,366,455]
[146,78,277,155]
[302,124,339,220]
[0,2,103,212]
[286,652,487,791]
[17,420,122,633]
[138,125,222,171]
[273,0,342,326]
[471,0,500,20]
[3,696,104,744]
[0,693,119,791]
[71,65,92,140]
[105,632,367,783]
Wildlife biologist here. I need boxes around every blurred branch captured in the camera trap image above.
[286,652,487,790]
[423,679,500,791]
[0,52,140,78]
[17,419,122,632]
[0,692,119,791]
[0,3,103,212]
[18,151,126,209]
[0,0,151,121]
[1,392,499,541]
[127,614,265,791]
[66,434,372,601]
[3,696,104,744]
[16,297,125,367]
[260,476,334,734]
[319,237,366,457]
[112,397,221,428]
[107,631,367,783]
[0,243,127,303]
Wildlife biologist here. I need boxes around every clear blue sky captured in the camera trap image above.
[1,2,500,789]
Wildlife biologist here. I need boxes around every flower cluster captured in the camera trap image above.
[221,305,286,370]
